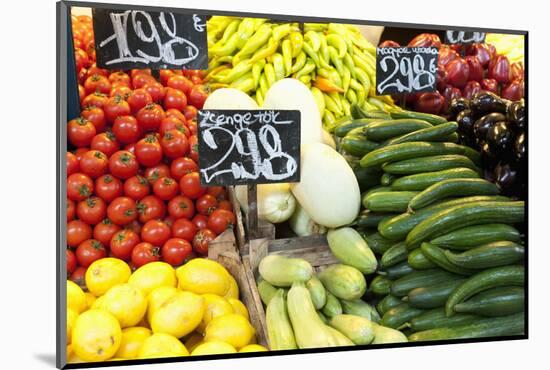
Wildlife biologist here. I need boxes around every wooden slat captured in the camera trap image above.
[227,186,246,254]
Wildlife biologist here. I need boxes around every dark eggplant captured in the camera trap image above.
[486,121,515,155]
[448,98,470,118]
[494,162,520,196]
[507,100,526,131]
[456,109,476,136]
[480,142,499,168]
[470,91,508,117]
[473,112,506,143]
[514,132,526,163]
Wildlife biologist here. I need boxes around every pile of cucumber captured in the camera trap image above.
[336,107,526,341]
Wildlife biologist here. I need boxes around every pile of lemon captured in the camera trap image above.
[66,257,267,363]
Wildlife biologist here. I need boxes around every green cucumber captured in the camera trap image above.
[341,136,380,157]
[380,261,415,280]
[408,312,524,341]
[420,243,477,276]
[341,299,381,323]
[334,118,378,137]
[356,211,396,230]
[430,224,522,250]
[386,121,458,146]
[365,185,392,196]
[389,110,448,125]
[406,201,525,249]
[380,303,426,329]
[376,294,403,316]
[381,172,398,186]
[322,291,343,317]
[407,248,436,270]
[453,287,524,317]
[382,154,479,175]
[445,265,525,316]
[378,196,511,241]
[462,145,482,165]
[365,119,433,141]
[390,269,461,297]
[370,275,392,296]
[391,168,480,191]
[444,241,524,269]
[360,142,468,168]
[354,166,382,191]
[362,232,396,255]
[407,279,467,309]
[381,242,408,268]
[363,191,419,213]
[409,308,481,331]
[408,179,500,211]
[444,132,459,143]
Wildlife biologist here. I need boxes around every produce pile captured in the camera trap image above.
[66,257,265,363]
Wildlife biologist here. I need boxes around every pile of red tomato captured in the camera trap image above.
[67,15,236,286]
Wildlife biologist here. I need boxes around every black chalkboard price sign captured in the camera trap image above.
[92,8,208,70]
[197,110,301,186]
[376,46,439,95]
[445,31,486,45]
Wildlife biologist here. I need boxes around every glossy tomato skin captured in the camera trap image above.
[192,214,208,230]
[84,74,112,95]
[67,249,77,275]
[208,209,236,235]
[67,220,92,247]
[67,198,76,222]
[144,164,171,185]
[95,174,123,202]
[79,150,109,178]
[188,134,199,162]
[103,94,131,123]
[218,200,232,211]
[132,72,155,89]
[196,194,218,216]
[192,228,216,255]
[74,147,90,161]
[76,239,107,267]
[163,87,187,110]
[132,242,161,267]
[107,196,137,225]
[110,85,132,99]
[188,85,208,109]
[124,220,142,235]
[70,266,87,289]
[206,186,227,201]
[141,220,172,246]
[68,117,96,147]
[110,229,140,260]
[108,71,131,86]
[81,106,106,133]
[167,75,193,95]
[167,195,195,219]
[162,238,192,266]
[127,88,153,114]
[135,135,163,167]
[93,219,121,246]
[76,196,107,225]
[136,195,166,223]
[82,92,108,109]
[124,175,150,200]
[165,108,187,122]
[180,172,206,199]
[159,116,188,137]
[170,157,198,181]
[67,152,79,176]
[160,129,189,158]
[152,177,179,200]
[143,82,166,103]
[112,116,141,144]
[136,103,166,132]
[67,173,94,201]
[90,132,120,157]
[183,105,198,121]
[171,218,197,241]
[109,150,139,179]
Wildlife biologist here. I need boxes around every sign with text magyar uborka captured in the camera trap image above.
[445,30,486,44]
[197,110,301,186]
[92,8,208,70]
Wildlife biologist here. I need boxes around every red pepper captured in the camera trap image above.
[480,78,499,94]
[464,56,483,81]
[438,45,459,67]
[408,33,441,48]
[467,43,492,67]
[462,80,482,100]
[501,79,524,101]
[442,86,462,114]
[379,40,400,48]
[488,55,511,84]
[446,58,470,88]
[437,65,448,92]
[511,62,524,82]
[414,92,445,114]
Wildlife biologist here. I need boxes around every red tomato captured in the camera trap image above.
[167,75,193,95]
[67,220,92,247]
[159,70,175,86]
[137,195,166,223]
[86,65,108,78]
[163,215,175,228]
[79,150,108,178]
[172,218,197,241]
[183,105,198,121]
[187,120,198,136]
[108,71,131,86]
[207,186,227,201]
[208,209,236,235]
[110,85,132,99]
[188,85,208,109]
[143,82,166,103]
[192,214,208,230]
[70,266,87,289]
[144,164,171,185]
[188,134,199,162]
[78,84,86,104]
[124,220,143,235]
[163,87,187,110]
[162,238,192,266]
[170,157,198,181]
[74,147,89,161]
[124,143,137,155]
[131,242,161,267]
[160,130,189,159]
[68,117,96,147]
[135,135,163,167]
[90,131,120,157]
[141,219,171,246]
[159,116,188,137]
[153,177,179,200]
[77,196,107,225]
[76,239,107,267]
[124,175,150,200]
[192,228,216,255]
[107,197,138,225]
[81,106,106,133]
[196,194,218,216]
[93,219,121,246]
[67,173,94,201]
[190,75,203,85]
[110,229,140,260]
[67,152,79,176]
[67,198,76,221]
[132,73,156,89]
[109,150,139,179]
[95,174,123,202]
[180,172,206,199]
[112,116,141,145]
[127,88,153,114]
[84,74,112,95]
[82,92,108,109]
[67,249,77,275]
[136,103,166,132]
[167,195,195,219]
[218,200,232,211]
[103,94,131,123]
[74,48,90,71]
[165,108,187,122]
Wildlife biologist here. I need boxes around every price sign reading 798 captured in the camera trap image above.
[376,47,439,95]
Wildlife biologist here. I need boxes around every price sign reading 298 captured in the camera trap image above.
[376,47,439,95]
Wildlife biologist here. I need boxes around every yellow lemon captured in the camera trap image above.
[91,295,105,310]
[128,262,177,297]
[115,327,151,359]
[146,286,179,323]
[137,333,189,359]
[67,280,87,314]
[224,275,239,300]
[239,344,268,352]
[67,344,84,363]
[67,308,78,344]
[184,332,204,352]
[176,258,230,296]
[84,292,96,309]
[227,298,249,320]
[191,341,236,355]
[86,258,131,296]
[150,290,204,338]
[204,314,255,349]
[197,294,234,333]
[100,284,147,328]
[72,309,122,362]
